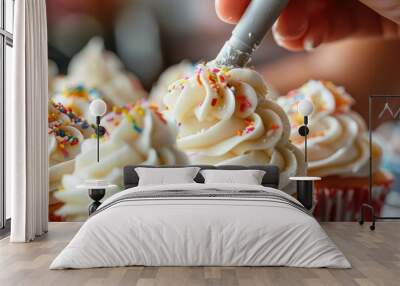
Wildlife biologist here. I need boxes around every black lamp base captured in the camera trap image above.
[95,125,106,137]
[88,188,105,215]
[298,125,309,136]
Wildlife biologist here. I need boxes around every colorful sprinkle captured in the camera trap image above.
[236,95,252,112]
[132,123,143,133]
[235,118,256,136]
[270,124,280,130]
[246,127,255,133]
[236,130,243,136]
[221,66,231,74]
[196,74,202,86]
[169,78,188,92]
[244,118,253,126]
[310,131,325,138]
[134,105,145,116]
[149,105,167,124]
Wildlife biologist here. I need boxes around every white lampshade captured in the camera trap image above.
[298,100,314,116]
[89,99,107,117]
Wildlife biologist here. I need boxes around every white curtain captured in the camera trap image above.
[8,0,49,242]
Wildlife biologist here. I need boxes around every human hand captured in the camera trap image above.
[215,0,400,51]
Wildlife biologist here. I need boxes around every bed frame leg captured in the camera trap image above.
[359,203,375,231]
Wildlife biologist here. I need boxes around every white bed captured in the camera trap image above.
[50,182,350,269]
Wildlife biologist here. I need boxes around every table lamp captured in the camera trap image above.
[297,99,314,174]
[89,99,107,162]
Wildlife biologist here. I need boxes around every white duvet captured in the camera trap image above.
[50,183,351,269]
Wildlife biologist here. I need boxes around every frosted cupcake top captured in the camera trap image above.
[70,100,187,183]
[278,80,382,177]
[48,120,83,167]
[53,37,147,108]
[48,101,94,164]
[163,64,304,191]
[58,101,187,219]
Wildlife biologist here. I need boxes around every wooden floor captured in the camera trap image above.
[0,222,399,286]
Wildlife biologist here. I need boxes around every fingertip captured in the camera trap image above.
[273,0,309,40]
[273,33,307,52]
[274,3,328,52]
[215,0,250,24]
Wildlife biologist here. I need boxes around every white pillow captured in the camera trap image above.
[200,169,266,185]
[135,167,200,186]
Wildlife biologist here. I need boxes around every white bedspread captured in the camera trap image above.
[50,183,351,269]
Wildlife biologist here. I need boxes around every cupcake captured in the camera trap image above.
[53,37,147,110]
[48,101,94,221]
[149,61,195,109]
[55,101,188,221]
[278,80,392,221]
[376,122,400,217]
[163,64,305,194]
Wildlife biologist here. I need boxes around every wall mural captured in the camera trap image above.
[47,38,400,222]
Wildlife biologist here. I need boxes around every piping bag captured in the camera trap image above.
[215,0,289,68]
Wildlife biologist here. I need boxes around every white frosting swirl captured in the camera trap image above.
[163,64,305,192]
[149,61,195,109]
[55,102,187,220]
[278,80,382,177]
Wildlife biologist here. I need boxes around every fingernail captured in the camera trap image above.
[304,39,315,52]
[272,31,285,48]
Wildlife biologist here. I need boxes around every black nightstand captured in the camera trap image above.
[289,177,321,210]
[77,182,118,215]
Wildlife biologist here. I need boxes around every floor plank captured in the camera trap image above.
[0,222,398,286]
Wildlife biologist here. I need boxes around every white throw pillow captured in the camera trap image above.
[136,167,200,186]
[200,169,266,185]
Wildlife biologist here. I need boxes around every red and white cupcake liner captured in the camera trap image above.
[313,185,390,221]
